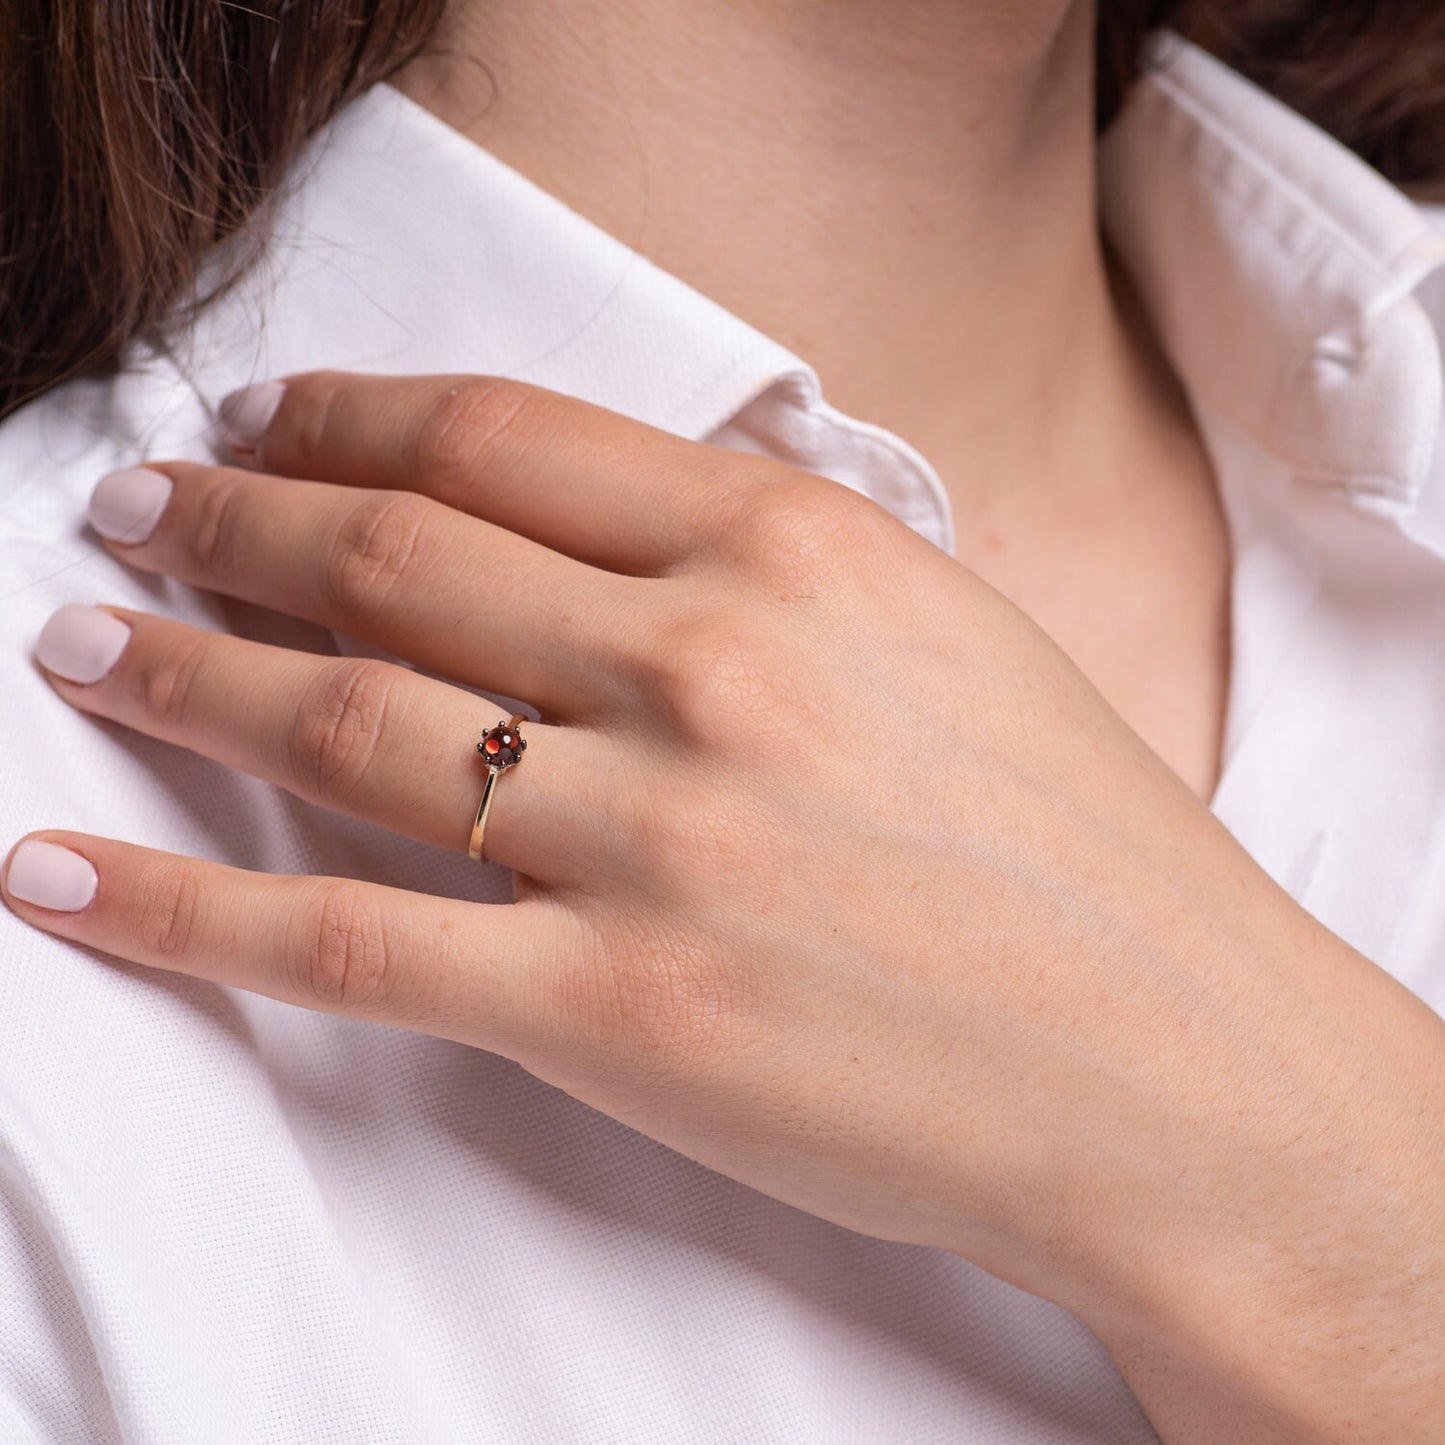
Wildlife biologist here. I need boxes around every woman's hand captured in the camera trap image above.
[6,372,1443,1440]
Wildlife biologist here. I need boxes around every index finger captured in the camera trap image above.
[221,371,784,575]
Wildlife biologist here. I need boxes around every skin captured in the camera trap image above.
[393,0,1233,805]
[2,1,1443,1439]
[2,372,1442,1443]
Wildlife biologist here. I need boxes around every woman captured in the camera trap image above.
[1,2,1442,1440]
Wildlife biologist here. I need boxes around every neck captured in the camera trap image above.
[394,0,1204,545]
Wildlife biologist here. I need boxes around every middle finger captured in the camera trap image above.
[87,460,642,721]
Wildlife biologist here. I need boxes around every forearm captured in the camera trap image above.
[1064,915,1445,1443]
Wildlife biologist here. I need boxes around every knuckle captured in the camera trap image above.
[321,490,431,620]
[136,861,205,961]
[295,880,394,1011]
[410,377,535,479]
[632,782,759,893]
[188,471,250,577]
[130,626,212,732]
[554,925,741,1079]
[726,472,884,595]
[279,372,342,460]
[617,958,732,1073]
[288,657,396,802]
[634,605,791,745]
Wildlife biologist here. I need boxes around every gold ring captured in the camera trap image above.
[469,713,527,862]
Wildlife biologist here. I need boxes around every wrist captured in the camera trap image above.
[1080,1176,1445,1444]
[1054,913,1445,1442]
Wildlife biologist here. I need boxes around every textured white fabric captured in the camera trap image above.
[2,30,1444,1443]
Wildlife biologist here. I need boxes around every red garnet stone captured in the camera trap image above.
[477,719,526,769]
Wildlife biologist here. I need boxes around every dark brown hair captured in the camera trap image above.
[2,0,1444,423]
[1099,2,1445,192]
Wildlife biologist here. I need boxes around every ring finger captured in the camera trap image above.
[34,602,618,887]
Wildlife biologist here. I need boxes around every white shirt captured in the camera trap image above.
[2,30,1443,1444]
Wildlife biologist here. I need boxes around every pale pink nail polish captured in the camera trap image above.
[36,604,132,684]
[88,466,174,544]
[4,839,98,911]
[217,380,286,456]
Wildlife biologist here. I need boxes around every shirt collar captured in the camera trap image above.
[1099,32,1445,520]
[183,82,806,444]
[177,30,1445,540]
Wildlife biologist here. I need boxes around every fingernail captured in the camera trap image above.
[36,603,132,684]
[87,465,174,544]
[4,839,98,911]
[218,380,285,457]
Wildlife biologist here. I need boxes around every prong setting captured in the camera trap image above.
[476,718,526,769]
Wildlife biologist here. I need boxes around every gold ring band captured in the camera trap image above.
[469,713,527,862]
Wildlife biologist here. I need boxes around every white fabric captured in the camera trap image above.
[2,30,1443,1442]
